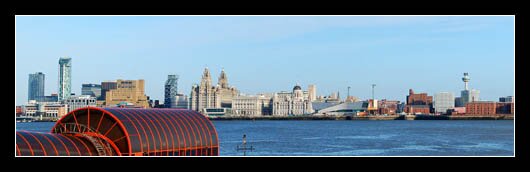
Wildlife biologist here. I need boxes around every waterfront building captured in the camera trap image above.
[100,81,118,101]
[451,107,466,115]
[81,84,102,98]
[232,94,273,116]
[434,92,455,114]
[367,99,378,114]
[28,72,45,101]
[164,74,179,108]
[499,96,514,103]
[64,95,97,112]
[22,100,68,120]
[378,99,400,115]
[105,79,149,108]
[272,85,314,116]
[315,101,367,116]
[404,105,430,114]
[464,101,513,115]
[58,57,72,101]
[405,89,433,114]
[190,68,239,113]
[465,101,497,115]
[312,101,341,113]
[495,102,514,114]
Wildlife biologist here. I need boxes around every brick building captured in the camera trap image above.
[378,99,400,115]
[405,89,433,114]
[465,101,514,115]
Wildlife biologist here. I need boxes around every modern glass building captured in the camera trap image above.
[164,74,179,108]
[28,72,45,101]
[58,57,72,101]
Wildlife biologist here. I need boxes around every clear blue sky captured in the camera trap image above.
[15,16,514,105]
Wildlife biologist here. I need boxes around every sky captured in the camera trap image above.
[15,16,515,105]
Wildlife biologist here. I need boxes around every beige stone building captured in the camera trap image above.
[232,94,273,117]
[22,101,68,121]
[308,84,316,102]
[190,68,239,113]
[105,79,149,108]
[272,85,314,116]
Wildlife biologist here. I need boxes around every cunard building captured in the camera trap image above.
[190,68,239,114]
[272,85,314,116]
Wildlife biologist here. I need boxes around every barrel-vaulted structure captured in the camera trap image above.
[16,107,219,156]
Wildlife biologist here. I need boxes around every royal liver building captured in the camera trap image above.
[190,68,239,113]
[272,85,314,116]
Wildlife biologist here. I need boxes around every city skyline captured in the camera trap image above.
[15,16,514,105]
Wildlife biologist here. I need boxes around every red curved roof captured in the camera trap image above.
[16,131,101,156]
[50,107,219,156]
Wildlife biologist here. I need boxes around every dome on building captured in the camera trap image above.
[293,85,302,91]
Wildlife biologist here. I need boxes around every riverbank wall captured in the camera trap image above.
[209,114,514,120]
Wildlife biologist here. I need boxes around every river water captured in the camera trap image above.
[16,120,514,156]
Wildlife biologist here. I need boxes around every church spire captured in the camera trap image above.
[218,68,228,88]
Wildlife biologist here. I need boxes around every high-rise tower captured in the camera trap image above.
[58,57,72,101]
[164,75,179,108]
[462,72,470,90]
[460,72,479,105]
[28,72,45,101]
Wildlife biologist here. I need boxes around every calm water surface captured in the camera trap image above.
[16,120,514,156]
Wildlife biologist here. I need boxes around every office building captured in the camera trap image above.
[100,81,118,101]
[232,94,273,116]
[64,95,97,112]
[28,72,45,101]
[164,75,179,108]
[105,79,149,108]
[434,92,455,114]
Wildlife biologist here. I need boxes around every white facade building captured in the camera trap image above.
[232,94,273,117]
[434,92,455,114]
[64,95,96,112]
[272,85,314,116]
